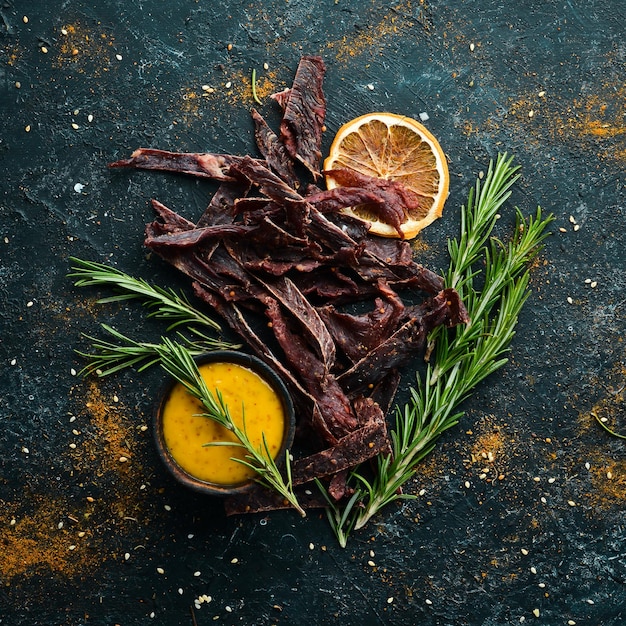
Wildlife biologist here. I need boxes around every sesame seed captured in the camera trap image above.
[263,62,269,70]
[568,621,576,625]
[194,571,201,576]
[469,42,475,51]
[41,47,48,54]
[21,447,29,454]
[25,125,31,132]
[115,54,123,61]
[23,16,29,23]
[69,443,77,449]
[77,531,85,537]
[607,471,613,479]
[69,544,76,550]
[387,597,394,604]
[369,550,375,557]
[88,114,94,122]
[72,123,79,130]
[178,588,184,595]
[61,28,68,35]
[548,477,555,483]
[569,215,577,224]
[26,300,34,307]
[586,599,594,605]
[464,481,470,488]
[425,599,432,605]
[533,476,540,482]
[113,395,119,402]
[10,358,16,366]
[230,557,238,564]
[530,566,537,574]
[541,497,547,504]
[585,462,591,470]
[559,226,567,232]
[538,583,546,588]
[227,43,233,51]
[367,83,375,91]
[573,224,580,231]
[538,90,546,97]
[367,560,376,567]
[309,543,314,550]
[567,500,576,507]
[15,81,21,89]
[164,505,171,511]
[225,605,233,612]
[157,567,165,574]
[225,81,232,89]
[119,456,128,463]
[590,281,597,288]
[532,608,540,617]
[521,548,529,555]
[419,489,426,496]
[124,552,130,560]
[528,110,534,118]
[567,296,573,304]
[71,368,77,376]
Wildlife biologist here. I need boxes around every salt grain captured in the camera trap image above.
[419,112,429,121]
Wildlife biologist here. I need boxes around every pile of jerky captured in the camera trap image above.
[110,56,468,514]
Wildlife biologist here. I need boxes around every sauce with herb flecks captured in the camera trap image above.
[161,361,286,486]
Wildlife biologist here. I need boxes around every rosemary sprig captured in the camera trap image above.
[69,258,239,375]
[323,154,554,545]
[156,339,305,517]
[69,257,222,333]
[75,324,230,377]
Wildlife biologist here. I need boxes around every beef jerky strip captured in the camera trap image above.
[196,180,251,228]
[277,55,326,180]
[257,275,336,368]
[325,167,426,238]
[224,398,390,514]
[265,297,357,440]
[337,314,429,395]
[230,156,311,237]
[338,288,469,394]
[109,149,259,181]
[250,108,299,189]
[317,294,404,364]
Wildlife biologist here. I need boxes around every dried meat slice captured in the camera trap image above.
[251,108,299,188]
[277,55,326,180]
[109,148,260,181]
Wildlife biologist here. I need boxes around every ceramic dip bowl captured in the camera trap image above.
[153,350,295,496]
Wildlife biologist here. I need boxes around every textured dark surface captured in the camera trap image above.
[1,1,625,624]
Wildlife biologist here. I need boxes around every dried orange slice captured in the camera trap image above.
[324,112,449,239]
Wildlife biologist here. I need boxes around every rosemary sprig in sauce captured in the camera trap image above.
[156,339,305,517]
[322,154,554,546]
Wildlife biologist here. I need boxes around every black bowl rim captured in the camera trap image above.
[153,350,296,496]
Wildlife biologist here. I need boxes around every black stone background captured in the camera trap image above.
[1,0,625,624]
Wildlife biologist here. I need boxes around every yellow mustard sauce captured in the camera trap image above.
[161,361,286,486]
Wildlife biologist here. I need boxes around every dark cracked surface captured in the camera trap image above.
[1,1,625,624]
